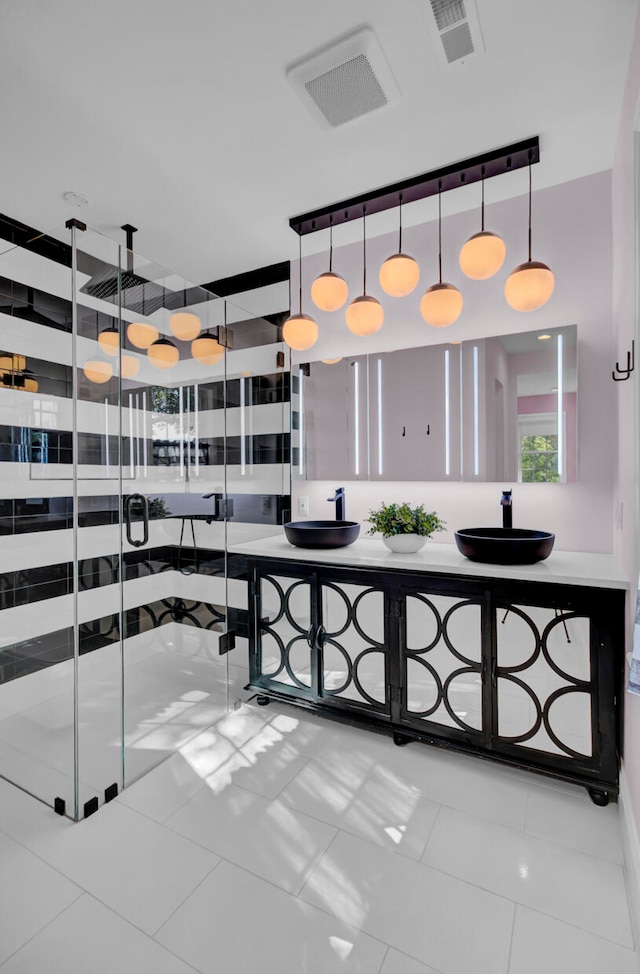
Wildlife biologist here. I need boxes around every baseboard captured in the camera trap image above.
[620,766,640,956]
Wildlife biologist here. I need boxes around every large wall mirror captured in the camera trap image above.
[293,324,576,484]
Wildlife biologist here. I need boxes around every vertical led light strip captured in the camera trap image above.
[377,358,383,476]
[444,349,450,476]
[142,390,148,475]
[240,376,246,476]
[473,345,479,477]
[179,385,184,479]
[194,383,199,477]
[298,366,304,476]
[128,393,135,479]
[557,334,564,477]
[354,360,360,477]
[104,397,110,478]
[135,392,141,471]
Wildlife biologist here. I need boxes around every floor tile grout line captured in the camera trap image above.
[505,900,518,974]
[22,801,221,915]
[511,901,640,957]
[385,943,448,974]
[420,801,443,861]
[160,789,339,898]
[295,825,343,902]
[152,855,224,943]
[422,801,629,871]
[420,855,634,951]
[0,884,84,970]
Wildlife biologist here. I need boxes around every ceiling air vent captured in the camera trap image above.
[287,27,401,129]
[427,0,485,67]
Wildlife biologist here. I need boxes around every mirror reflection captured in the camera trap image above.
[296,324,576,484]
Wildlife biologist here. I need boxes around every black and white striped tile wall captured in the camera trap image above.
[0,216,290,776]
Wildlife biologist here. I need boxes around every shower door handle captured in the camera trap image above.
[124,493,149,548]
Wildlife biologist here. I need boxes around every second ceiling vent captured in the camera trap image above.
[427,0,485,66]
[287,27,401,129]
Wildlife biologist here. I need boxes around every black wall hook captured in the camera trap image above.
[612,340,635,381]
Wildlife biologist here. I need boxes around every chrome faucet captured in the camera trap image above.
[501,489,513,529]
[327,487,345,521]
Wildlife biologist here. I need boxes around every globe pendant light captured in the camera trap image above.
[170,311,201,341]
[311,219,348,312]
[98,326,120,356]
[83,360,113,384]
[283,232,319,351]
[379,194,420,297]
[459,167,506,280]
[192,331,224,365]
[127,321,159,349]
[346,207,384,337]
[120,354,140,379]
[148,337,179,370]
[420,183,463,328]
[322,357,342,364]
[504,157,554,312]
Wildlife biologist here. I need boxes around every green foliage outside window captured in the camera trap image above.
[520,434,559,483]
[151,387,180,414]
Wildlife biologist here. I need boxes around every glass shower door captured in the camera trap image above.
[115,245,232,789]
[0,228,79,815]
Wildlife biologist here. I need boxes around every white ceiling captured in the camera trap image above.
[0,0,637,284]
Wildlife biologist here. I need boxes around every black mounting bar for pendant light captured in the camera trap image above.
[289,136,540,236]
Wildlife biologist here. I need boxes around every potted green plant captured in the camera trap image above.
[366,502,446,553]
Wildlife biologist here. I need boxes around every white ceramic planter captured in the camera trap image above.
[382,534,427,553]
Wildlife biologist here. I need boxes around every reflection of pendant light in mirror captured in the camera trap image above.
[192,332,224,365]
[98,326,120,356]
[420,183,463,328]
[322,357,342,364]
[83,360,113,384]
[504,156,554,312]
[283,232,319,351]
[379,194,420,297]
[120,355,140,379]
[170,311,201,341]
[346,207,384,336]
[459,167,506,279]
[127,321,159,349]
[311,219,348,311]
[148,337,179,370]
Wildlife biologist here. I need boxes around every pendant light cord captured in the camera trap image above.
[362,206,367,295]
[480,167,485,232]
[329,219,333,273]
[398,194,403,254]
[298,231,303,315]
[438,182,443,285]
[528,158,532,263]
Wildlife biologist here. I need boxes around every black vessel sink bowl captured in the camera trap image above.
[284,520,360,549]
[455,527,555,565]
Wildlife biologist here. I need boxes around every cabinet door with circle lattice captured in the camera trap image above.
[399,585,487,746]
[494,602,595,764]
[252,568,316,701]
[317,575,390,717]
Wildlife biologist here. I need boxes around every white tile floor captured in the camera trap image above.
[0,696,638,973]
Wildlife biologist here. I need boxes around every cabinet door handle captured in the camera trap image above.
[314,625,326,651]
[306,625,317,649]
[491,657,497,688]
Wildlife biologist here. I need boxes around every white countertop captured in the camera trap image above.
[227,534,629,590]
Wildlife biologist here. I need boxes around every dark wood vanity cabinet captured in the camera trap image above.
[247,558,625,804]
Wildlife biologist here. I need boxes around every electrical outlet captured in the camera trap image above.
[262,495,272,515]
[298,496,309,516]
